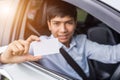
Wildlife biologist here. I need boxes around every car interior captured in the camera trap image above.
[77,14,120,80]
[22,0,120,80]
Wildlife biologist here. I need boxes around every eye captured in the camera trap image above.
[53,22,60,26]
[66,21,74,25]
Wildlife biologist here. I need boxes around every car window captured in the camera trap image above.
[76,6,120,43]
[77,9,88,23]
[20,0,120,43]
[23,0,120,43]
[24,2,88,39]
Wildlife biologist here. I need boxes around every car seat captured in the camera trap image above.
[111,64,120,80]
[87,23,119,80]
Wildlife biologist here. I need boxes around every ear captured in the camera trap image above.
[47,20,51,31]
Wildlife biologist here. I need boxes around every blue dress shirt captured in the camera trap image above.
[29,34,120,80]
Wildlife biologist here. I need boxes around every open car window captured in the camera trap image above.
[23,0,120,43]
[76,6,120,44]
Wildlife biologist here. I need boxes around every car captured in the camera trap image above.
[0,0,120,80]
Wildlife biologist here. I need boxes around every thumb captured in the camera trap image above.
[26,35,40,43]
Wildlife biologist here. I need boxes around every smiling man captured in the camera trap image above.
[1,0,120,80]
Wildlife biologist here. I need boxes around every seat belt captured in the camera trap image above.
[60,47,88,80]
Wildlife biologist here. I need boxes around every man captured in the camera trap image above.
[1,0,120,80]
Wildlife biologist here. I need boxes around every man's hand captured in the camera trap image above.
[0,35,41,64]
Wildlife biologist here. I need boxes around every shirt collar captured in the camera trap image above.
[50,35,77,51]
[50,35,54,38]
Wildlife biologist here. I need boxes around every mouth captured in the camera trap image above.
[58,35,68,40]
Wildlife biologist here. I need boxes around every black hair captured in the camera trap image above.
[46,0,77,21]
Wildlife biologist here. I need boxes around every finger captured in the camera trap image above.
[26,35,40,43]
[25,35,40,54]
[24,54,42,62]
[12,41,25,55]
[10,42,21,56]
[16,40,25,55]
[18,40,29,55]
[23,41,30,54]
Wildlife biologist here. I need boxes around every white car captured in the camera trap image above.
[0,0,120,80]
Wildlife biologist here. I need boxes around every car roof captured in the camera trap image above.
[63,0,120,34]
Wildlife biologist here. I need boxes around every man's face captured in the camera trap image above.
[47,16,76,47]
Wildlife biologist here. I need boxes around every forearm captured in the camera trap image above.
[86,39,120,63]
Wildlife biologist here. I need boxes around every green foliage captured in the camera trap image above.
[77,9,87,22]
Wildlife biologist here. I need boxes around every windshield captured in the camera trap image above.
[99,0,120,12]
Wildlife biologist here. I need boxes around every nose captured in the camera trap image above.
[60,24,67,33]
